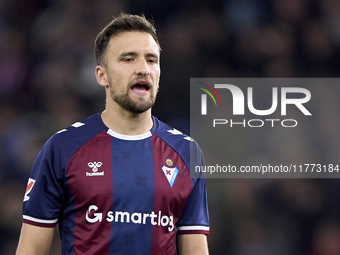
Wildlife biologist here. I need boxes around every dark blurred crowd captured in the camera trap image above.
[1,0,340,254]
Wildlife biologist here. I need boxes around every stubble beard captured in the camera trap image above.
[108,74,158,114]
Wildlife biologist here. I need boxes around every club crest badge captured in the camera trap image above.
[162,159,179,188]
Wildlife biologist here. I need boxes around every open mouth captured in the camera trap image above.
[131,81,151,95]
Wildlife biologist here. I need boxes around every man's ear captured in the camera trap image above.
[95,65,109,88]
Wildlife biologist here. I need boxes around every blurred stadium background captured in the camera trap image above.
[1,0,340,254]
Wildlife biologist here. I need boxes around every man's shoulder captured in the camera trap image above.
[152,117,194,143]
[152,117,204,178]
[55,113,104,138]
[44,114,106,152]
[152,116,202,156]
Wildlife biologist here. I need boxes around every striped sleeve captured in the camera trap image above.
[176,142,210,235]
[22,134,64,228]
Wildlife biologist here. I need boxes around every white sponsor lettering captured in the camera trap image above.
[85,205,174,231]
[86,205,103,223]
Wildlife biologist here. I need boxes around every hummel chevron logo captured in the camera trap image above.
[167,129,194,141]
[167,129,183,135]
[56,122,85,134]
[86,162,104,176]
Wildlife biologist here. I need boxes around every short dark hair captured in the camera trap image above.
[94,13,160,65]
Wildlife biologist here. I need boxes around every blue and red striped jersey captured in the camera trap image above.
[22,113,209,254]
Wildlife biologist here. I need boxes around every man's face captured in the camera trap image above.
[103,31,160,114]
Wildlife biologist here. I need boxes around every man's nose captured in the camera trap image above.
[136,59,150,76]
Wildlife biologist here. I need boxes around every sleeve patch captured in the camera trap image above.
[23,178,36,202]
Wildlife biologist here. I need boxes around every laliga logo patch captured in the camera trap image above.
[162,159,179,188]
[24,178,36,202]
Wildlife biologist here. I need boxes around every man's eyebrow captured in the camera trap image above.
[119,51,159,59]
[120,51,138,57]
[145,53,159,59]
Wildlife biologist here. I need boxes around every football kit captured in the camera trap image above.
[22,113,209,254]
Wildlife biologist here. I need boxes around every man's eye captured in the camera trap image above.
[123,58,134,62]
[148,59,157,63]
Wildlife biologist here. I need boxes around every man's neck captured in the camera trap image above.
[101,107,153,136]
